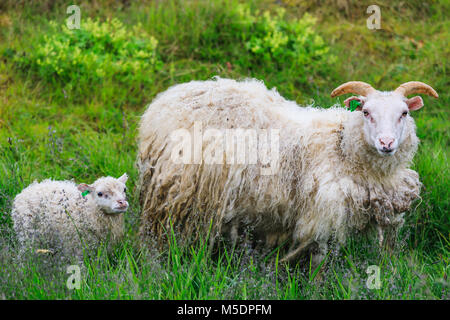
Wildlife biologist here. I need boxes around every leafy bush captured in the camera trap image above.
[239,6,335,69]
[13,18,162,87]
[193,3,336,86]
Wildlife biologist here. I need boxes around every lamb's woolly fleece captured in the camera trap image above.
[137,78,421,261]
[12,178,124,260]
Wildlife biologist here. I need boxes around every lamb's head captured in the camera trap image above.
[331,81,438,156]
[77,173,129,214]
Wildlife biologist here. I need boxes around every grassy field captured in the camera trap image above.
[0,0,448,299]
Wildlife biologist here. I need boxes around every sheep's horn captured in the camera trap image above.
[330,81,377,98]
[394,81,438,98]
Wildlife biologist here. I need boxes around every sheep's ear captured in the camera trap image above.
[118,173,128,184]
[405,96,424,111]
[77,183,93,192]
[344,96,365,111]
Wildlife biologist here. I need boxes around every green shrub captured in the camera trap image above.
[193,3,336,87]
[239,6,335,70]
[13,17,162,87]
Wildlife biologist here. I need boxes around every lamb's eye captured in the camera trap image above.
[124,188,127,193]
[97,192,103,197]
[363,110,369,117]
[402,111,408,117]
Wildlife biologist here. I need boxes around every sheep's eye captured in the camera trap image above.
[363,110,369,117]
[402,111,408,117]
[124,188,127,193]
[97,192,103,197]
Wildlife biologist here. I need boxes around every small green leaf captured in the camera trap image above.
[349,100,361,112]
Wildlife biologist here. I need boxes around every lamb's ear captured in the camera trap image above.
[77,183,93,192]
[118,173,128,184]
[344,96,366,111]
[405,96,424,111]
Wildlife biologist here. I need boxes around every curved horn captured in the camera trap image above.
[394,81,438,98]
[330,81,377,98]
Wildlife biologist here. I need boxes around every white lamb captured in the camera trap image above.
[137,78,437,265]
[11,174,129,261]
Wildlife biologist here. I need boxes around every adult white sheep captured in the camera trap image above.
[11,174,129,261]
[137,78,437,264]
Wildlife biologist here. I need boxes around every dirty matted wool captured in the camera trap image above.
[137,78,421,261]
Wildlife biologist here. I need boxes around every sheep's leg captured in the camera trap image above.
[373,169,419,251]
[308,241,329,282]
[311,241,328,269]
[230,223,239,248]
[280,240,311,263]
[377,225,384,248]
[377,214,403,252]
[384,214,404,252]
[329,242,341,267]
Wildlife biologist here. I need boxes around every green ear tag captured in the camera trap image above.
[81,190,90,197]
[349,100,361,112]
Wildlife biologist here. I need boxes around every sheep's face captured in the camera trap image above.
[344,93,423,156]
[78,173,129,214]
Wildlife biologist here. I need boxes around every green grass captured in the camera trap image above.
[0,0,448,299]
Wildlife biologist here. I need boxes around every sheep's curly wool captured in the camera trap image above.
[12,179,124,260]
[137,78,421,261]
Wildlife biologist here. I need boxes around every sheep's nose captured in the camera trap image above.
[379,137,394,149]
[117,200,128,207]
